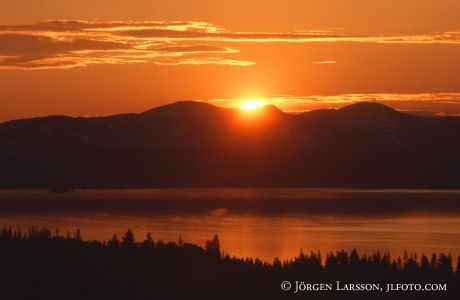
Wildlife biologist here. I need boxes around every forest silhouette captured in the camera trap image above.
[0,227,459,299]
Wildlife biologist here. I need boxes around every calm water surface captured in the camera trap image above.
[1,189,459,261]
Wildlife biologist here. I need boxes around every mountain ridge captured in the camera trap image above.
[1,101,459,188]
[0,101,417,125]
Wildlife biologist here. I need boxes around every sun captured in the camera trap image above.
[241,100,264,111]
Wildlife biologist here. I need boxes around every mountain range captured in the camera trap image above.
[1,101,460,188]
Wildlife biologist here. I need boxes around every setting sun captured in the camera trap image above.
[241,100,264,111]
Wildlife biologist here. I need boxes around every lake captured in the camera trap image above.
[1,188,460,261]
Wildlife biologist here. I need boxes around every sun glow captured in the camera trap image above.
[241,100,264,110]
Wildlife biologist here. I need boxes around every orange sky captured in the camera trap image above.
[1,0,460,121]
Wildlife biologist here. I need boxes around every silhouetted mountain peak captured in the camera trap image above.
[143,101,226,116]
[261,104,283,114]
[334,101,414,125]
[338,102,399,116]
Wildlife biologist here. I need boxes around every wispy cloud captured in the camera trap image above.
[1,20,460,70]
[313,60,337,64]
[154,44,237,54]
[0,20,245,69]
[155,57,254,66]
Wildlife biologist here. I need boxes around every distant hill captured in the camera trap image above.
[1,101,460,188]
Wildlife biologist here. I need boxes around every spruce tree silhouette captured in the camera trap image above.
[457,256,460,277]
[420,255,430,274]
[122,229,135,247]
[142,232,154,249]
[108,233,120,247]
[437,254,454,276]
[205,234,221,258]
[75,229,82,241]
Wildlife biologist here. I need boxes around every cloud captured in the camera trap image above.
[112,23,460,45]
[0,34,137,69]
[0,20,214,32]
[0,20,250,69]
[313,60,337,64]
[154,44,238,54]
[0,33,127,52]
[1,20,460,70]
[156,57,254,66]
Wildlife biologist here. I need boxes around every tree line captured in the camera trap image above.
[0,227,459,299]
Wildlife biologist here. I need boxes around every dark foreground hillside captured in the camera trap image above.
[1,101,460,189]
[0,228,459,300]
